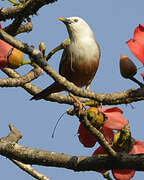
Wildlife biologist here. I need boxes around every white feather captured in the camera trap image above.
[66,17,100,60]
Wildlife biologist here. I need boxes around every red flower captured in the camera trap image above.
[126,24,144,64]
[78,123,98,147]
[0,39,13,68]
[0,23,13,68]
[0,23,24,69]
[93,140,144,180]
[78,107,129,147]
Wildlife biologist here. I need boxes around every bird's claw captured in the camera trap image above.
[69,93,86,116]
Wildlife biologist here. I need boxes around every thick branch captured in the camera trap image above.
[2,124,52,180]
[1,124,144,172]
[0,0,58,21]
[0,140,144,171]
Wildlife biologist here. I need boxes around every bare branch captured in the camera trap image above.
[0,0,58,21]
[2,66,91,104]
[11,159,51,180]
[2,67,43,95]
[4,18,33,36]
[0,124,144,172]
[0,123,22,143]
[0,66,43,87]
[2,124,52,180]
[1,139,144,171]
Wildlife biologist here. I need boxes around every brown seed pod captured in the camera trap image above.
[120,55,137,79]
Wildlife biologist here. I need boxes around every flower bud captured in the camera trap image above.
[8,48,24,68]
[120,55,137,78]
[39,42,46,55]
[86,107,105,129]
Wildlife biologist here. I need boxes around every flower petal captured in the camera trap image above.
[78,123,97,147]
[99,107,123,114]
[100,126,113,144]
[130,140,144,154]
[103,113,128,130]
[99,107,129,130]
[0,40,13,68]
[112,169,135,180]
[0,57,8,68]
[93,146,105,155]
[127,24,144,64]
[112,140,144,180]
[127,39,144,64]
[134,24,144,45]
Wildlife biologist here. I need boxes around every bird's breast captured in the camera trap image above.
[59,43,100,87]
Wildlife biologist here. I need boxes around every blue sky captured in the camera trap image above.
[1,0,144,179]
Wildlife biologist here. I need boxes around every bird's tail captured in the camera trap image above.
[30,82,64,100]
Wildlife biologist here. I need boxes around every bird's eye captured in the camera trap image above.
[74,19,78,22]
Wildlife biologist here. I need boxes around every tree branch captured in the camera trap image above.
[0,29,144,105]
[1,138,144,171]
[0,0,58,21]
[2,66,91,104]
[0,123,22,143]
[4,18,33,36]
[1,124,144,173]
[1,124,52,180]
[10,159,52,180]
[0,66,43,87]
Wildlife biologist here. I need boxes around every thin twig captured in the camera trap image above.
[11,159,51,180]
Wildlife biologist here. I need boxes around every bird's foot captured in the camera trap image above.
[69,93,86,116]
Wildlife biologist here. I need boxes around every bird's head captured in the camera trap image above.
[58,16,95,41]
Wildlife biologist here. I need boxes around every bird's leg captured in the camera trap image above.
[69,93,86,113]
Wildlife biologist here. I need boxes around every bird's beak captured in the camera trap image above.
[58,17,72,24]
